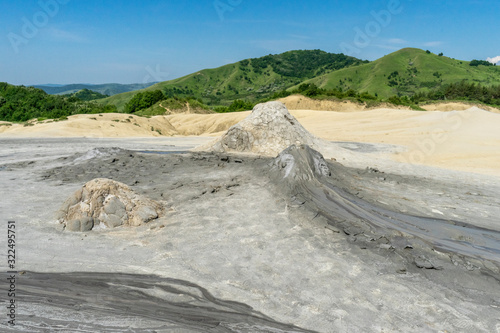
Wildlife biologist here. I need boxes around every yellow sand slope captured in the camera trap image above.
[1,104,499,176]
[278,95,500,113]
[0,114,177,138]
[290,108,500,176]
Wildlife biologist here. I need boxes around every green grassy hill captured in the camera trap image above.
[134,98,213,116]
[304,48,500,98]
[100,50,367,111]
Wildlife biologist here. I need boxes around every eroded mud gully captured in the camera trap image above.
[1,139,500,332]
[7,272,316,333]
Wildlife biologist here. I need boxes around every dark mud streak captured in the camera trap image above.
[274,145,500,265]
[7,271,317,333]
[320,179,500,262]
[40,146,500,265]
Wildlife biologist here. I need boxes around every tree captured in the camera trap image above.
[214,99,255,113]
[0,82,117,122]
[469,59,493,67]
[68,88,109,101]
[124,90,165,113]
[296,83,322,97]
[227,99,254,112]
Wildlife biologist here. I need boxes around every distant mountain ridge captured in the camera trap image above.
[35,84,66,87]
[34,82,157,96]
[99,50,367,111]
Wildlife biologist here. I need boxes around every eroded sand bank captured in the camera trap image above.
[2,104,499,177]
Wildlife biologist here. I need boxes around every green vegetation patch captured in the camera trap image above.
[63,89,109,101]
[304,48,500,99]
[0,83,118,122]
[134,96,212,116]
[125,90,165,113]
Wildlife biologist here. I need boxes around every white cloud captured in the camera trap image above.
[44,28,86,43]
[371,39,409,52]
[288,34,312,40]
[249,39,310,53]
[388,38,408,44]
[487,56,500,64]
[423,41,443,47]
[373,44,400,51]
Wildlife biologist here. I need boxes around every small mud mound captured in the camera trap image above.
[272,144,332,181]
[57,178,162,232]
[200,101,323,156]
[270,144,375,238]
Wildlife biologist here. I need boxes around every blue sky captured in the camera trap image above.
[1,0,499,85]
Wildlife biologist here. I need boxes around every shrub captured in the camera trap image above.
[469,59,493,67]
[214,99,255,113]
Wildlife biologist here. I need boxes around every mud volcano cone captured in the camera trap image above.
[271,144,332,181]
[205,101,323,156]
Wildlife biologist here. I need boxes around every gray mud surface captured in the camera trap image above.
[1,138,500,332]
[9,271,315,332]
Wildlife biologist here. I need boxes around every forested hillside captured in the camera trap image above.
[0,83,117,122]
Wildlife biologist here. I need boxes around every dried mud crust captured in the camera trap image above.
[4,140,500,332]
[38,149,268,204]
[38,146,500,273]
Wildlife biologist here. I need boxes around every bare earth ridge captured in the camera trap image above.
[1,102,500,332]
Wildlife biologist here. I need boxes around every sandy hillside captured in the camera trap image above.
[290,107,500,176]
[278,94,382,111]
[0,113,178,138]
[421,101,500,113]
[0,112,249,138]
[1,105,500,176]
[279,94,500,113]
[165,112,249,136]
